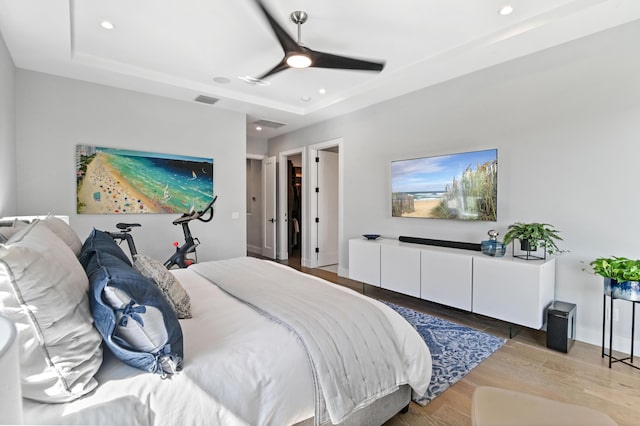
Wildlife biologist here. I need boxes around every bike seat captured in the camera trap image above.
[116,222,141,230]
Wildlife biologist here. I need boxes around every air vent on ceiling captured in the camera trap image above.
[252,119,286,129]
[194,95,219,105]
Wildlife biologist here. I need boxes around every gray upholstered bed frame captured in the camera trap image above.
[294,384,411,426]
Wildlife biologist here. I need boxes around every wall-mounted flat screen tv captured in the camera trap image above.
[392,148,497,221]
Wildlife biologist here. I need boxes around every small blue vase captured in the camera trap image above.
[481,230,506,257]
[604,278,640,301]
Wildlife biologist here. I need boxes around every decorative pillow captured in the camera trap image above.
[134,255,192,319]
[40,215,83,256]
[0,219,28,243]
[86,249,183,376]
[0,221,103,403]
[80,228,132,268]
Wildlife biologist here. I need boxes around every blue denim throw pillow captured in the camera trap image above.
[85,247,183,376]
[80,228,132,269]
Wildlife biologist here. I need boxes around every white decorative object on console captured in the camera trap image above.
[349,238,556,329]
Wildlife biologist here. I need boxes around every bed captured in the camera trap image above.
[0,218,432,426]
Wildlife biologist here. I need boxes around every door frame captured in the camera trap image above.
[307,138,343,269]
[262,156,277,259]
[277,147,307,261]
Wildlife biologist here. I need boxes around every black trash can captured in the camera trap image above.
[546,301,576,353]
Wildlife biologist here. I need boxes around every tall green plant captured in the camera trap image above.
[590,257,640,282]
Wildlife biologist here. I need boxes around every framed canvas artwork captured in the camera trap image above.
[391,149,497,221]
[76,144,214,214]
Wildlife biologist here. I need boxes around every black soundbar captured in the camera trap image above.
[399,236,481,252]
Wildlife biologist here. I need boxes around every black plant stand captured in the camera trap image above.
[512,240,547,261]
[602,293,640,369]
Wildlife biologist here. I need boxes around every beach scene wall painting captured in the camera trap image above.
[76,144,214,214]
[392,149,497,221]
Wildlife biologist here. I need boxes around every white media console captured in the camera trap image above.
[349,238,555,329]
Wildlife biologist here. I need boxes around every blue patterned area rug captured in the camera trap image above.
[382,301,506,405]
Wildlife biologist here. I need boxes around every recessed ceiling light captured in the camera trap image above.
[256,126,263,131]
[100,20,115,30]
[213,76,231,84]
[499,5,513,15]
[319,88,326,95]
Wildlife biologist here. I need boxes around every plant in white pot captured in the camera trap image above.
[590,257,640,301]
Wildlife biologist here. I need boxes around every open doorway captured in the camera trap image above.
[278,148,306,267]
[286,155,302,266]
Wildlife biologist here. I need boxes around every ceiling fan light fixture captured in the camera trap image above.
[286,54,312,68]
[253,2,385,80]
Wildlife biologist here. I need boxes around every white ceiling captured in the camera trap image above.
[1,0,639,139]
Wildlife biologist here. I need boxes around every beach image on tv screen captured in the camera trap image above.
[391,149,497,221]
[76,144,214,214]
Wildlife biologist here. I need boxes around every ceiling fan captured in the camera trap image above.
[252,0,386,80]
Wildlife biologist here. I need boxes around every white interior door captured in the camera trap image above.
[317,150,339,266]
[262,156,276,259]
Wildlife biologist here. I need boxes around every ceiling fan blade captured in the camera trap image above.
[251,0,386,79]
[309,49,385,72]
[256,59,289,80]
[253,0,301,54]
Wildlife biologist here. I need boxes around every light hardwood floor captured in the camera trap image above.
[273,256,640,426]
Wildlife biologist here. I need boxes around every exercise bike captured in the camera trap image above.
[109,196,217,269]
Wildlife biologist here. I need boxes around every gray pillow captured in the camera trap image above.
[0,221,103,402]
[40,215,83,256]
[133,255,192,319]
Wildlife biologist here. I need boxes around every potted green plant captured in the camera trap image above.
[502,222,566,255]
[590,257,640,301]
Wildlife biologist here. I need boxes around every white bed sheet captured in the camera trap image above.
[22,261,432,426]
[23,268,315,426]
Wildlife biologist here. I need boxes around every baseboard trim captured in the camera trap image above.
[247,245,262,255]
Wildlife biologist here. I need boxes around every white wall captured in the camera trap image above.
[0,30,16,216]
[247,136,268,156]
[15,70,247,262]
[269,21,640,348]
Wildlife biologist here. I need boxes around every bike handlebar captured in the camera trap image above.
[172,196,217,225]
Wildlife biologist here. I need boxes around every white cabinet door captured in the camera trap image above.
[348,239,380,286]
[381,244,421,298]
[473,256,555,328]
[421,249,472,311]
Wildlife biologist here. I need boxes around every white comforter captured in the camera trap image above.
[22,259,432,426]
[192,257,432,425]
